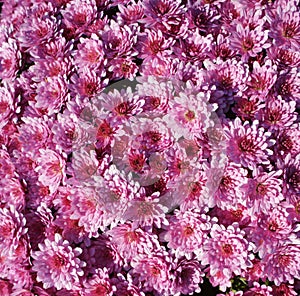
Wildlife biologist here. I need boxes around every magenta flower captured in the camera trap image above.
[162,209,211,258]
[202,223,253,291]
[272,283,298,296]
[108,57,138,81]
[243,282,272,296]
[262,244,300,286]
[32,233,86,290]
[0,84,17,129]
[224,118,275,169]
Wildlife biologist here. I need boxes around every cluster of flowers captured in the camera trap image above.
[0,0,300,295]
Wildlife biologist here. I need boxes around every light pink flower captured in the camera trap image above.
[202,223,253,291]
[82,268,115,296]
[262,244,300,286]
[35,149,66,194]
[162,209,211,258]
[32,233,86,290]
[131,250,173,294]
[224,118,275,169]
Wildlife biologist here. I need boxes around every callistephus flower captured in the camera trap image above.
[107,222,160,262]
[224,118,275,169]
[161,209,211,258]
[171,258,205,295]
[131,249,173,294]
[202,223,253,292]
[243,282,272,296]
[243,168,284,214]
[262,243,300,286]
[32,233,86,291]
[82,268,116,296]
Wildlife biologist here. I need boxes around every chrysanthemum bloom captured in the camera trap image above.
[117,2,144,25]
[17,15,57,49]
[273,70,300,105]
[243,168,284,214]
[82,268,115,296]
[173,29,212,64]
[0,84,17,129]
[0,206,27,257]
[82,235,123,274]
[61,0,97,35]
[256,96,297,132]
[275,124,300,159]
[171,258,204,295]
[213,162,248,210]
[0,38,21,80]
[0,149,15,179]
[32,233,85,291]
[217,292,243,296]
[229,23,270,62]
[246,60,277,97]
[262,243,300,286]
[267,47,300,70]
[102,20,138,59]
[17,117,50,153]
[108,57,139,81]
[0,177,25,210]
[111,273,144,296]
[272,283,297,296]
[161,209,211,258]
[35,149,66,194]
[224,118,275,169]
[74,35,106,70]
[107,222,160,263]
[210,33,237,61]
[282,154,300,197]
[137,29,174,61]
[131,249,173,294]
[243,282,272,296]
[99,88,144,124]
[202,223,253,291]
[247,206,294,257]
[233,96,263,122]
[268,2,300,50]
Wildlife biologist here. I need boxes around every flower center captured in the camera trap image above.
[183,225,194,236]
[184,110,196,121]
[238,137,256,153]
[222,243,233,255]
[268,221,279,232]
[256,183,268,196]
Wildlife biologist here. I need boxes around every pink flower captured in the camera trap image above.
[0,84,17,129]
[82,268,116,296]
[229,23,270,61]
[282,154,300,197]
[202,223,253,291]
[213,162,248,210]
[108,57,138,81]
[32,233,86,290]
[107,222,160,263]
[272,283,298,296]
[262,244,300,286]
[243,168,284,214]
[111,273,144,296]
[162,209,211,258]
[224,118,275,169]
[243,282,272,296]
[117,2,144,25]
[172,258,204,295]
[131,250,173,294]
[0,38,21,80]
[233,96,263,122]
[35,149,66,194]
[267,47,300,70]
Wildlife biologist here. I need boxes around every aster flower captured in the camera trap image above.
[262,243,300,286]
[243,168,284,214]
[243,282,272,296]
[107,222,160,263]
[224,118,275,170]
[35,149,66,194]
[162,209,211,259]
[202,223,253,292]
[32,233,85,291]
[131,249,173,294]
[82,268,115,296]
[247,205,294,257]
[212,162,248,210]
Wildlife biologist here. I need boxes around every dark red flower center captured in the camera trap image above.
[238,137,256,153]
[222,243,233,255]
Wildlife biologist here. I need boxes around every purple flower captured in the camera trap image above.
[32,233,86,290]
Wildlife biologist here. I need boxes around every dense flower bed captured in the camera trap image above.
[0,0,299,295]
